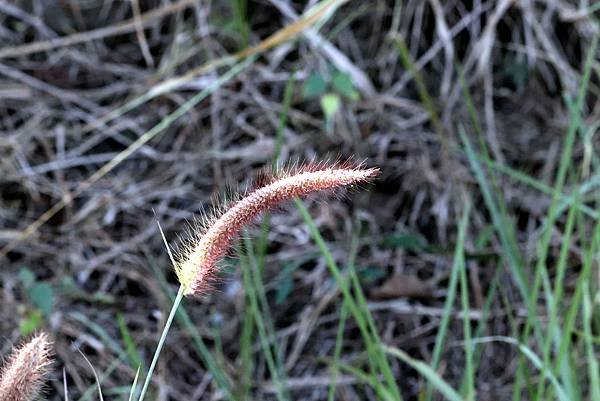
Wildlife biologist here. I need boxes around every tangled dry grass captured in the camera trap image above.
[1,1,599,400]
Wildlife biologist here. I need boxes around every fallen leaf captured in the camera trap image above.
[370,273,433,300]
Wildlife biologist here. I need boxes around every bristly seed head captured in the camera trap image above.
[0,333,53,401]
[175,161,380,296]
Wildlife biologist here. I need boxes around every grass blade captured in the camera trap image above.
[384,346,465,401]
[426,200,470,401]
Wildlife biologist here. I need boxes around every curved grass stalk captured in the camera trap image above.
[136,286,184,401]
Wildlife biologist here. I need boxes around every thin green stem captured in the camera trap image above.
[137,285,185,401]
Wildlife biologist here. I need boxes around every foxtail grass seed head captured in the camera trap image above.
[0,333,53,401]
[176,161,380,296]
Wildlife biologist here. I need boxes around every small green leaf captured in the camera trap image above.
[302,73,327,99]
[383,233,427,252]
[474,224,495,251]
[29,282,54,316]
[357,266,386,284]
[274,263,297,304]
[13,21,26,33]
[502,53,529,90]
[117,313,144,370]
[60,276,79,296]
[275,276,294,305]
[19,309,43,336]
[320,93,341,118]
[332,72,359,101]
[18,267,36,289]
[60,276,115,304]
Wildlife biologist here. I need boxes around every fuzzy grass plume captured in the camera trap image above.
[0,333,53,401]
[176,161,380,296]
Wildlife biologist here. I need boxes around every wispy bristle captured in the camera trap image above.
[176,161,380,296]
[0,333,53,401]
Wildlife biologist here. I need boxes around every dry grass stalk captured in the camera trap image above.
[0,333,53,401]
[0,0,349,262]
[176,161,380,296]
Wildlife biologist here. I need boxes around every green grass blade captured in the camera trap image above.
[554,214,600,394]
[583,283,600,400]
[239,246,290,401]
[78,349,105,401]
[273,72,296,170]
[384,346,465,401]
[346,230,406,400]
[229,0,250,48]
[238,297,254,400]
[243,235,291,393]
[426,201,470,401]
[70,311,124,356]
[327,230,359,401]
[76,347,130,401]
[127,366,141,401]
[459,128,530,314]
[117,313,144,371]
[487,158,599,219]
[136,286,184,401]
[295,199,403,401]
[535,191,579,400]
[392,36,443,138]
[458,268,502,394]
[146,250,235,400]
[334,362,397,401]
[458,205,474,400]
[328,302,349,401]
[472,337,570,401]
[520,33,599,400]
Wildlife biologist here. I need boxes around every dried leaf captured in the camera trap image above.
[370,273,433,300]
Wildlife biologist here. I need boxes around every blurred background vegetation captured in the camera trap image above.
[0,1,599,400]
